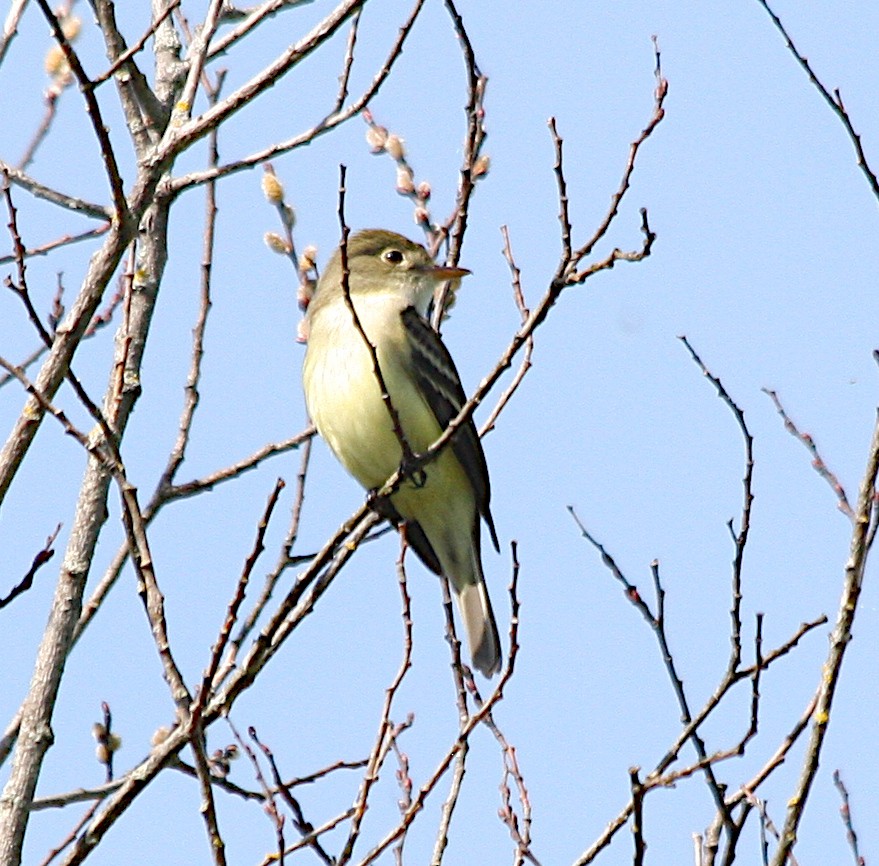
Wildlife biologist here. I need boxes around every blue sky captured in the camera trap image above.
[1,1,878,864]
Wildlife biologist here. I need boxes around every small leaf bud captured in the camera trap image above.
[264,232,291,255]
[366,125,389,152]
[261,170,284,204]
[384,134,405,161]
[473,154,491,178]
[395,166,415,196]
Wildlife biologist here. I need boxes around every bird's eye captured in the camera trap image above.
[383,249,404,264]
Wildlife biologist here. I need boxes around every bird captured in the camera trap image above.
[301,228,501,676]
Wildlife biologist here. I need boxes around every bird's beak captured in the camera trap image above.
[427,264,471,281]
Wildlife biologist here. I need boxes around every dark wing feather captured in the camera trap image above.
[400,307,500,552]
[373,494,443,575]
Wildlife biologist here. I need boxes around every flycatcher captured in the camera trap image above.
[302,229,501,676]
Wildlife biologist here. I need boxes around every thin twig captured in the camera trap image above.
[431,0,489,323]
[832,770,865,866]
[480,227,533,437]
[0,223,112,267]
[171,0,427,193]
[0,524,61,609]
[197,478,286,707]
[569,511,734,827]
[355,563,521,866]
[336,164,417,468]
[334,8,361,112]
[763,387,853,518]
[680,335,755,670]
[227,721,285,863]
[337,542,415,865]
[34,0,129,220]
[629,767,646,866]
[0,160,111,220]
[208,0,316,59]
[566,39,666,281]
[37,801,101,866]
[18,91,63,172]
[0,0,30,67]
[755,0,879,203]
[91,1,181,86]
[252,730,335,865]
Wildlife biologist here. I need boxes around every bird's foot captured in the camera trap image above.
[399,452,427,488]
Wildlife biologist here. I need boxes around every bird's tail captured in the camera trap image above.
[400,506,501,677]
[456,576,501,677]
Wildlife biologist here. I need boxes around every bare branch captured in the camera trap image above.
[251,727,336,864]
[333,8,361,112]
[160,0,367,164]
[0,524,61,610]
[679,335,755,669]
[354,560,521,866]
[34,0,129,221]
[770,412,879,865]
[479,227,532,436]
[433,0,489,316]
[0,0,29,67]
[755,0,879,203]
[564,39,666,282]
[763,387,853,518]
[832,770,865,866]
[188,724,227,866]
[170,0,427,192]
[91,1,180,88]
[208,0,316,59]
[0,160,112,220]
[0,223,112,267]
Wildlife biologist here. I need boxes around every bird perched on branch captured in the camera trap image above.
[302,229,501,676]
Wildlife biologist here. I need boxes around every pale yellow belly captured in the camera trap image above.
[303,295,475,546]
[303,321,450,488]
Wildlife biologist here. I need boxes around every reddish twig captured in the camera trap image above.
[832,770,865,866]
[763,387,853,518]
[0,524,61,610]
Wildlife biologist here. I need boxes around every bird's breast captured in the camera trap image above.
[303,295,441,490]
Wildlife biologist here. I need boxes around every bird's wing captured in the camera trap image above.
[400,306,500,552]
[371,492,443,575]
